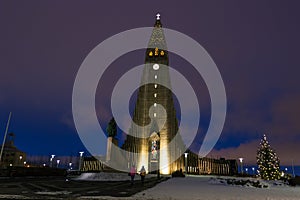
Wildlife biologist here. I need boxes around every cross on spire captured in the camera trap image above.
[156,13,160,20]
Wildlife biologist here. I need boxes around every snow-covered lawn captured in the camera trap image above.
[74,172,131,181]
[134,175,300,200]
[73,172,157,181]
[78,175,300,200]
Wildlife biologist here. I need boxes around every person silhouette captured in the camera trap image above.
[139,166,146,185]
[130,164,136,185]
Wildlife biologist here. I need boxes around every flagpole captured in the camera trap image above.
[0,112,12,164]
[292,159,295,177]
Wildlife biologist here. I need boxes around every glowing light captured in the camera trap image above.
[138,148,148,173]
[160,136,170,174]
[154,93,157,98]
[154,84,157,88]
[154,103,157,107]
[154,75,157,79]
[154,48,159,56]
[154,113,157,117]
[153,64,159,70]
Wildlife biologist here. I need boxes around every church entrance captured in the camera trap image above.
[149,132,160,174]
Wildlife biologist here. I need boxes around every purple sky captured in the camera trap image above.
[0,1,300,165]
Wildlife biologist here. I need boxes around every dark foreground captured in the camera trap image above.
[0,176,168,199]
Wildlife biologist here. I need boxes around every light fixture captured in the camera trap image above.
[153,64,159,70]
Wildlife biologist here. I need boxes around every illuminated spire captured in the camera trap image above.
[156,13,160,20]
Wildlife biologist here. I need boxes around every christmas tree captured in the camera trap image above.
[256,134,281,180]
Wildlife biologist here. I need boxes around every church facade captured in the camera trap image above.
[122,14,185,174]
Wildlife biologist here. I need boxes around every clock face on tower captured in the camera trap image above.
[153,64,159,70]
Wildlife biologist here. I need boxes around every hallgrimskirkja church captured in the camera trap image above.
[81,14,237,176]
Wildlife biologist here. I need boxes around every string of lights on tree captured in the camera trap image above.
[256,134,281,180]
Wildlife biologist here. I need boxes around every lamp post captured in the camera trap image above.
[79,151,84,171]
[56,159,60,168]
[239,158,244,174]
[184,153,188,174]
[50,155,55,168]
[19,155,23,166]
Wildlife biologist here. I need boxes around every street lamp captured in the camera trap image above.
[50,155,55,167]
[56,159,60,168]
[184,153,188,174]
[69,162,72,170]
[79,151,84,171]
[252,167,255,175]
[239,158,244,174]
[19,155,23,166]
[245,168,248,174]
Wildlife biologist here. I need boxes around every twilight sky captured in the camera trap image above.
[0,1,300,165]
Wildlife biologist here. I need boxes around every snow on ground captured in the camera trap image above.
[0,195,29,199]
[74,172,131,181]
[35,191,71,195]
[74,172,157,181]
[134,175,300,200]
[78,175,300,200]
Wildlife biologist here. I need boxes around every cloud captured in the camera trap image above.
[209,138,300,165]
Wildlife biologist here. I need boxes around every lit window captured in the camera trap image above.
[155,75,157,79]
[155,47,159,56]
[154,84,157,88]
[154,93,157,98]
[154,113,157,117]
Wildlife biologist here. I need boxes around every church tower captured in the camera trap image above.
[122,14,184,174]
